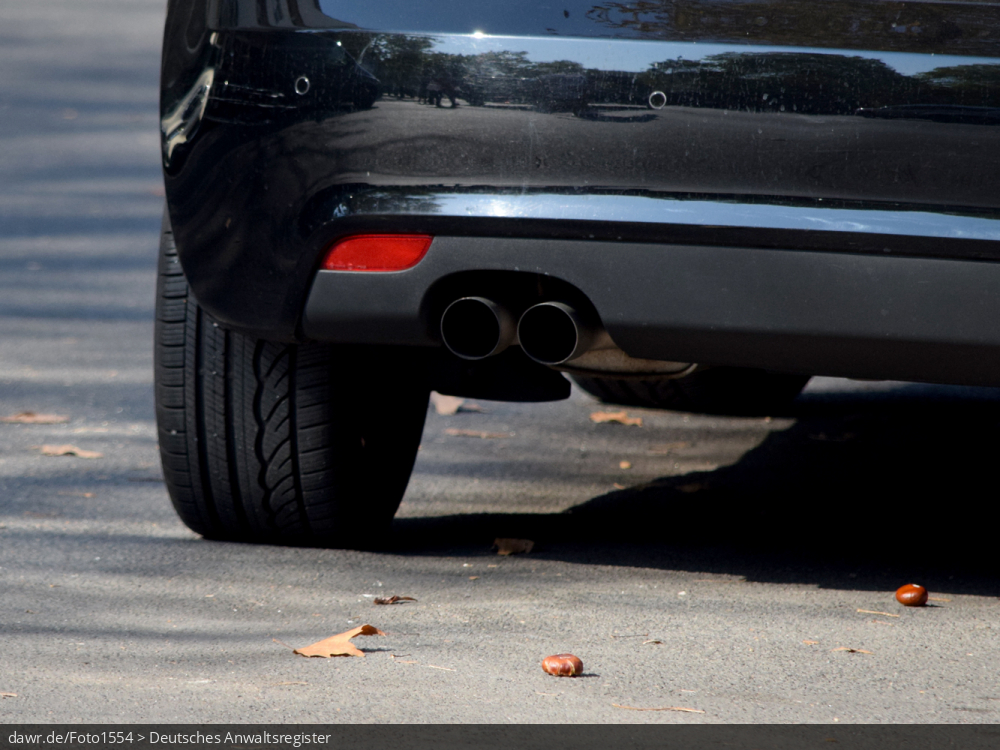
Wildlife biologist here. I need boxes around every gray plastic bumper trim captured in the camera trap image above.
[304,237,1000,386]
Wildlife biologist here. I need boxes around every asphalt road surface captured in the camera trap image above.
[2,0,1000,725]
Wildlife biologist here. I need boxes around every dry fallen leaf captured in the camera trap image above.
[802,640,820,645]
[612,483,626,490]
[35,444,103,459]
[430,392,466,415]
[590,410,642,427]
[642,640,663,645]
[431,392,464,415]
[619,460,632,469]
[494,538,534,556]
[293,624,385,658]
[430,392,485,415]
[832,647,874,654]
[468,576,479,580]
[1,412,69,424]
[373,596,416,606]
[444,428,512,439]
[0,692,17,698]
[612,704,704,714]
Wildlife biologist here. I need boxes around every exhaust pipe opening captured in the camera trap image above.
[440,297,516,360]
[518,301,606,366]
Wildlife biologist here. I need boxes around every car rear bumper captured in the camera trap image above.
[161,1,1000,384]
[305,234,1000,387]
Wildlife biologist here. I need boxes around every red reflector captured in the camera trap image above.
[321,234,433,272]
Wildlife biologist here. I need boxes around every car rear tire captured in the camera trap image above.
[154,218,429,547]
[571,367,810,416]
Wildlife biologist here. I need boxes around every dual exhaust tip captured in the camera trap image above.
[440,297,604,366]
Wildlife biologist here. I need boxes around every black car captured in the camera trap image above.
[158,0,1000,548]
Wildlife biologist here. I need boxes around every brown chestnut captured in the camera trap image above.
[542,653,584,677]
[895,584,928,607]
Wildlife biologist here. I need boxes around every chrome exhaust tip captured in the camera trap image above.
[440,296,517,360]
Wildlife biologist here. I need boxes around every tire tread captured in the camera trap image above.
[154,212,428,547]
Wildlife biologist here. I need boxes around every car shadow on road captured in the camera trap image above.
[391,384,1000,597]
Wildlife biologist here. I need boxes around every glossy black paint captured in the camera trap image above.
[162,1,1000,365]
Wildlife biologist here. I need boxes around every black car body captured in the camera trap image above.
[158,0,1000,546]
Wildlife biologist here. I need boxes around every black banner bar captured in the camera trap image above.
[2,725,999,750]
